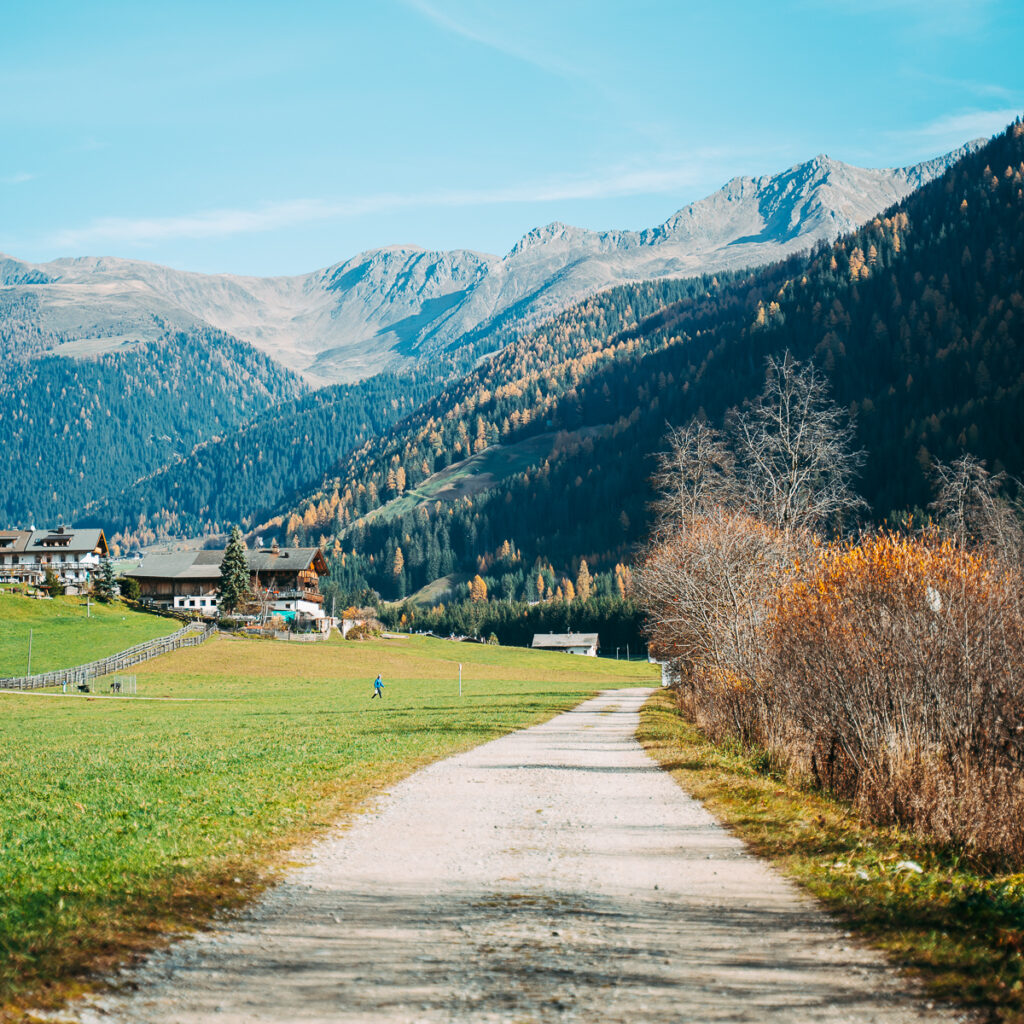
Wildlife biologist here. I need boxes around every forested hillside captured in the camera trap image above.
[0,329,305,527]
[277,121,1024,603]
[85,364,452,551]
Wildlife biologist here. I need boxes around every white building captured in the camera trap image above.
[531,632,600,657]
[0,527,109,589]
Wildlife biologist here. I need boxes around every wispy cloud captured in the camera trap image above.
[1,172,33,185]
[905,108,1020,142]
[399,0,582,80]
[905,71,1016,102]
[47,159,728,250]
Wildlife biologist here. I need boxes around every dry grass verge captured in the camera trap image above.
[639,689,1024,1024]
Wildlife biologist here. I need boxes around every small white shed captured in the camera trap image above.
[531,632,599,657]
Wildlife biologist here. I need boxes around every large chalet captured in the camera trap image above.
[124,543,329,623]
[0,527,109,590]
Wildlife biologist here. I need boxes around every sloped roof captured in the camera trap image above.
[531,633,600,648]
[127,552,221,580]
[126,546,327,580]
[27,527,108,555]
[247,548,327,574]
[0,527,108,555]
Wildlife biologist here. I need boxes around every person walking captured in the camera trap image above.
[372,673,384,699]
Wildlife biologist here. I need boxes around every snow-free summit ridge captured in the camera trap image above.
[1,142,980,384]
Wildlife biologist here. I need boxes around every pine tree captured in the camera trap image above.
[94,557,117,601]
[219,525,250,614]
[43,564,64,596]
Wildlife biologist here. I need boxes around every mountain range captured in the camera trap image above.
[1,144,977,386]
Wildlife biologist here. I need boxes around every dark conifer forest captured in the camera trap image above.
[279,122,1024,605]
[84,363,452,549]
[0,329,305,527]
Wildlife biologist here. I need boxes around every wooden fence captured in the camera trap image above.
[0,622,216,691]
[271,629,331,642]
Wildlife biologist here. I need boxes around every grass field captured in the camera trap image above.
[638,690,1024,1023]
[0,634,656,1017]
[0,594,179,677]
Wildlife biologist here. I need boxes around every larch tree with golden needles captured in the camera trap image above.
[575,559,592,601]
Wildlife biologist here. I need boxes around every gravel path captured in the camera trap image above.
[60,688,961,1023]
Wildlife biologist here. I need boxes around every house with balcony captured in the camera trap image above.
[0,526,109,590]
[124,543,328,622]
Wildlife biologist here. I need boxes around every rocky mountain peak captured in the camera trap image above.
[0,139,983,384]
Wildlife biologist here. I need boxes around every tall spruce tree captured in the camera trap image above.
[219,526,250,614]
[94,557,117,601]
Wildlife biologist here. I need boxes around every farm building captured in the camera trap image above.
[531,633,600,657]
[125,544,329,623]
[0,526,109,590]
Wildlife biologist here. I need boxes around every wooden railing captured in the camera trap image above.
[0,622,216,691]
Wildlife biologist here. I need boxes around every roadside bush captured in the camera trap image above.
[642,524,1024,863]
[346,619,382,640]
[635,510,804,746]
[770,531,1024,860]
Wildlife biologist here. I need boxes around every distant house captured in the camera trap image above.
[531,632,599,657]
[124,544,329,622]
[0,526,109,590]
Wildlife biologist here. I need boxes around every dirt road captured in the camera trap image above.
[61,689,959,1023]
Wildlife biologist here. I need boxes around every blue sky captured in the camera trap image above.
[1,0,1021,276]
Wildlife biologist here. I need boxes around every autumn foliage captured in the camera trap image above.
[771,532,1024,859]
[642,524,1024,863]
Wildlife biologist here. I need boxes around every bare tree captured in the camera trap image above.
[730,354,864,535]
[930,454,1024,566]
[638,511,780,678]
[649,421,738,534]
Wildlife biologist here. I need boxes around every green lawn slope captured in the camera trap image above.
[0,594,180,677]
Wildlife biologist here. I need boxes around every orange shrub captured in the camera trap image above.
[770,531,1024,859]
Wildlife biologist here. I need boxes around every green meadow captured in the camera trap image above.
[0,594,179,677]
[0,633,656,1015]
